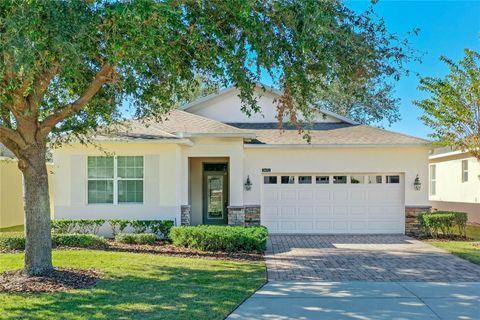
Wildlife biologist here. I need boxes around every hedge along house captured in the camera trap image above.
[53,85,431,234]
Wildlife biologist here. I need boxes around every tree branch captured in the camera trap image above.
[39,64,114,136]
[0,126,26,149]
[27,62,60,116]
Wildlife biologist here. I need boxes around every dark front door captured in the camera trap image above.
[203,163,228,225]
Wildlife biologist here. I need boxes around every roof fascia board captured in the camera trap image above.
[67,138,194,146]
[180,132,256,139]
[179,87,237,111]
[429,150,469,159]
[244,143,431,149]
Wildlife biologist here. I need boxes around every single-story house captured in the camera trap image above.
[429,147,480,223]
[53,85,431,234]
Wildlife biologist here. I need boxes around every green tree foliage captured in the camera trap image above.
[0,0,414,275]
[415,49,480,159]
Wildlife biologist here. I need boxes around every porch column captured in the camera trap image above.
[228,155,244,206]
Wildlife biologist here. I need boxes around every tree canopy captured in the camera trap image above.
[0,0,415,153]
[415,49,480,159]
[0,0,415,276]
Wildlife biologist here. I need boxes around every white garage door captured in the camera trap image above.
[261,174,405,234]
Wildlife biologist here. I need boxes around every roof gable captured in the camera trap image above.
[181,84,357,125]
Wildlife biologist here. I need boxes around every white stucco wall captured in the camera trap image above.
[242,146,430,207]
[429,154,480,204]
[185,88,341,123]
[53,143,182,224]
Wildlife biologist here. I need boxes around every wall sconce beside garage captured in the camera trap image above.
[244,175,252,191]
[414,174,421,191]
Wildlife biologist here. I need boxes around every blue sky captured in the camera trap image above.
[346,0,480,138]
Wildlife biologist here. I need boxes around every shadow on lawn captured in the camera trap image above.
[2,264,265,320]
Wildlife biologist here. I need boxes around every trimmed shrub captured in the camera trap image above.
[0,233,107,250]
[150,220,175,239]
[115,233,157,245]
[170,225,268,253]
[129,220,174,238]
[51,219,174,238]
[52,234,108,248]
[0,232,25,250]
[418,211,468,238]
[51,219,77,234]
[51,219,106,235]
[108,219,130,236]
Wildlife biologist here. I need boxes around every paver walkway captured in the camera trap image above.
[266,234,480,281]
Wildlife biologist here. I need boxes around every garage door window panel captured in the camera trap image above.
[299,176,312,184]
[281,176,295,184]
[316,176,330,184]
[264,176,278,184]
[368,175,382,184]
[386,175,400,184]
[350,176,365,184]
[333,176,347,184]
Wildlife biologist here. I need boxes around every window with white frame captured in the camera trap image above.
[462,160,468,182]
[430,165,436,196]
[87,156,144,204]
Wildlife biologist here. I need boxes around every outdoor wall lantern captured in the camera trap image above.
[244,175,252,191]
[414,174,421,191]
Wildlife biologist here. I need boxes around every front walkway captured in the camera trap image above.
[266,234,480,281]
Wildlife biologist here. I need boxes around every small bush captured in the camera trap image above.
[418,211,468,238]
[0,232,25,250]
[108,219,130,237]
[115,233,157,245]
[51,219,77,234]
[150,220,175,239]
[52,234,108,248]
[129,220,174,238]
[170,225,268,253]
[0,233,107,250]
[51,219,106,235]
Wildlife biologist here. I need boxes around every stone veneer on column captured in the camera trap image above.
[405,205,431,236]
[227,205,261,226]
[227,206,245,226]
[180,205,191,226]
[245,205,261,226]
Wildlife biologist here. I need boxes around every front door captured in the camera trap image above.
[203,163,228,225]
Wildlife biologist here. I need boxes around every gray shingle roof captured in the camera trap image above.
[93,110,248,141]
[92,111,428,146]
[155,110,247,135]
[227,123,429,146]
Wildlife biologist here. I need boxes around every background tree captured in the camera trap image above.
[415,49,480,159]
[0,0,414,276]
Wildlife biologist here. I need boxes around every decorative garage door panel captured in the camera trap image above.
[261,174,404,234]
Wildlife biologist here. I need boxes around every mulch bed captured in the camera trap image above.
[0,268,101,293]
[105,240,264,261]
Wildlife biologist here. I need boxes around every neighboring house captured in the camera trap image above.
[429,147,480,223]
[0,155,55,228]
[53,85,430,234]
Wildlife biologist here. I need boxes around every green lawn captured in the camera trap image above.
[466,224,480,240]
[428,241,480,266]
[0,225,24,232]
[0,250,266,320]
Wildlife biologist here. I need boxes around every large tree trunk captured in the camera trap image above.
[19,145,53,276]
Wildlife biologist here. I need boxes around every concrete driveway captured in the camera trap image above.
[228,281,480,319]
[228,235,480,320]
